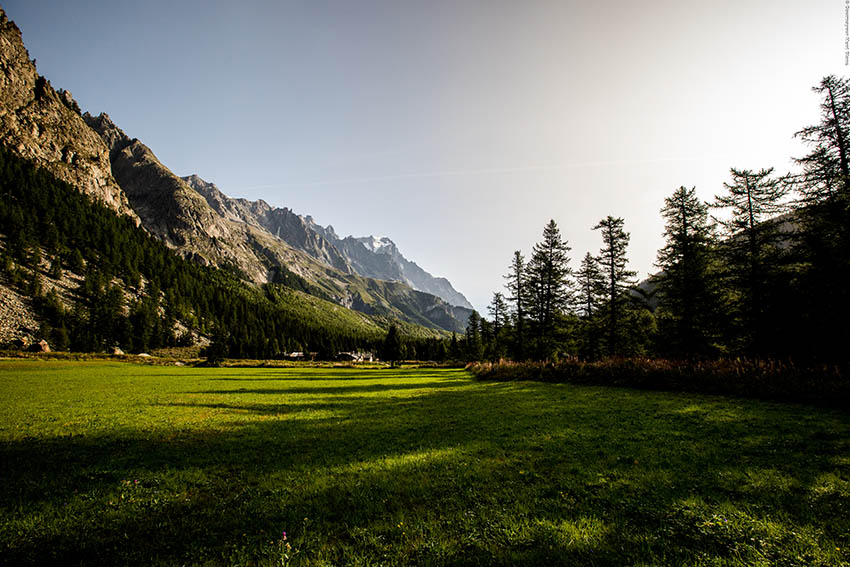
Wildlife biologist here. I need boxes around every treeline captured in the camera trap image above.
[463,75,850,365]
[0,146,443,358]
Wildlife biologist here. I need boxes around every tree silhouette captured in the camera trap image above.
[656,186,721,357]
[712,167,788,355]
[525,220,573,359]
[593,216,636,357]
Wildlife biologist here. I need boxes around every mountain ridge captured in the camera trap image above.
[0,5,472,336]
[0,10,136,220]
[181,174,474,309]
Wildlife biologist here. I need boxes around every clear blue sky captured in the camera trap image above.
[4,0,845,313]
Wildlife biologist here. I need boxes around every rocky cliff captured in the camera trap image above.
[82,113,274,282]
[347,236,474,310]
[182,174,353,274]
[0,8,135,219]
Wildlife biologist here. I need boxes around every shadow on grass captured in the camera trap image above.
[2,376,849,566]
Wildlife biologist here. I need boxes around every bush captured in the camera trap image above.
[467,358,850,408]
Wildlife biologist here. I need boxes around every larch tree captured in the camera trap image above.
[575,252,605,319]
[712,167,788,355]
[656,186,720,357]
[574,251,606,359]
[487,291,509,361]
[465,310,483,361]
[382,322,402,367]
[791,75,850,360]
[794,75,850,202]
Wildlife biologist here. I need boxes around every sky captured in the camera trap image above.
[4,0,847,313]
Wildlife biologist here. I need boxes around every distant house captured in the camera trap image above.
[335,351,375,363]
[284,351,318,361]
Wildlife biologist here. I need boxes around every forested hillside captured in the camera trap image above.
[0,146,451,358]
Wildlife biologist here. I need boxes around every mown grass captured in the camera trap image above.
[1,361,849,566]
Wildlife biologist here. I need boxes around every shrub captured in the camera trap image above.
[467,358,849,408]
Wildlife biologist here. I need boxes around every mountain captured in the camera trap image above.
[343,235,474,310]
[0,6,471,337]
[181,174,474,309]
[83,117,471,332]
[0,10,136,220]
[0,143,452,356]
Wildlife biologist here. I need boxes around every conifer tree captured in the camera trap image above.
[794,75,850,201]
[487,292,509,361]
[449,331,460,360]
[575,252,605,359]
[656,186,720,356]
[526,220,573,359]
[791,75,850,360]
[575,252,605,319]
[382,323,402,367]
[464,310,483,361]
[504,250,527,360]
[712,167,788,355]
[593,216,636,357]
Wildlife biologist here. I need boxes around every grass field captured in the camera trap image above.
[1,361,849,566]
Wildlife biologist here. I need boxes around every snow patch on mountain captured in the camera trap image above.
[359,236,393,253]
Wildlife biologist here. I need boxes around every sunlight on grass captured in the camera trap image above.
[339,447,461,474]
[532,517,608,550]
[2,361,849,566]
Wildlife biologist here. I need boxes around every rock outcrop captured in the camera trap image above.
[183,174,353,274]
[84,113,270,282]
[0,283,38,347]
[0,8,136,219]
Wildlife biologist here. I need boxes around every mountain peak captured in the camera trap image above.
[359,235,394,253]
[0,9,135,219]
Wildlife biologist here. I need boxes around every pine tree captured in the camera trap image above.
[794,75,850,202]
[656,186,721,356]
[791,75,850,360]
[525,220,573,359]
[593,216,636,357]
[449,331,460,361]
[464,310,483,361]
[575,252,605,319]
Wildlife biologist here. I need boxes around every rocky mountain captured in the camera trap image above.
[82,118,471,331]
[183,174,474,309]
[82,113,273,282]
[0,6,472,334]
[181,174,353,274]
[0,9,135,219]
[344,235,474,310]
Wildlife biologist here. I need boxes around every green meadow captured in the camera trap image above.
[1,361,849,566]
